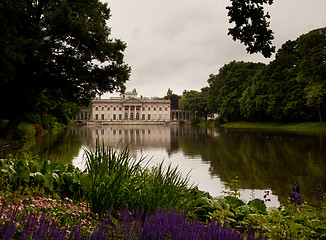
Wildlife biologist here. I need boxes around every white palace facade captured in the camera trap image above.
[88,89,171,124]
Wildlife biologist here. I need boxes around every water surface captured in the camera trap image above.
[30,125,326,206]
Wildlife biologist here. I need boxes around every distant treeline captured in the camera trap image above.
[208,27,326,122]
[178,27,326,123]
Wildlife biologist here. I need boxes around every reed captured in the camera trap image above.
[83,141,144,215]
[82,141,198,216]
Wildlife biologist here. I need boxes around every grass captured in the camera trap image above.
[220,121,326,134]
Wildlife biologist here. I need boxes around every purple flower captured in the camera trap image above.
[289,183,302,206]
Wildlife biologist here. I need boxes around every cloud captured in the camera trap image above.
[103,0,326,98]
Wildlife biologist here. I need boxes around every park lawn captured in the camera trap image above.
[220,122,326,134]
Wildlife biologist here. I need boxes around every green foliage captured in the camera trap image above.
[207,28,326,123]
[164,93,181,110]
[13,123,36,140]
[222,176,241,198]
[82,142,202,217]
[82,142,144,215]
[208,61,266,122]
[0,155,83,198]
[203,178,326,238]
[0,0,130,138]
[179,88,210,119]
[1,147,326,238]
[214,116,225,126]
[226,0,275,58]
[190,117,201,125]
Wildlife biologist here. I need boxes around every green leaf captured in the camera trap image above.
[62,172,74,185]
[69,182,80,194]
[52,173,63,186]
[42,160,51,175]
[33,172,44,185]
[248,198,267,214]
[43,173,54,190]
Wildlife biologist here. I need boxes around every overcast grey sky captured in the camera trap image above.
[102,0,326,98]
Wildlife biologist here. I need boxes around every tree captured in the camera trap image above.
[297,28,326,122]
[166,88,173,97]
[164,89,181,109]
[207,61,265,121]
[0,0,130,139]
[240,28,326,122]
[164,94,181,110]
[240,40,310,122]
[179,89,209,119]
[226,0,275,58]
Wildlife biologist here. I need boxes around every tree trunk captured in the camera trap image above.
[318,104,323,122]
[0,119,21,140]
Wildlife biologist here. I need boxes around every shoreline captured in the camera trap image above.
[219,121,326,135]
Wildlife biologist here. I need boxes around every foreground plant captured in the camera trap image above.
[0,196,98,236]
[81,143,202,216]
[207,182,326,239]
[0,202,258,240]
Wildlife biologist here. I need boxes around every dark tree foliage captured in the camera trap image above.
[208,28,326,123]
[227,0,275,58]
[164,94,181,110]
[179,89,210,119]
[0,0,130,139]
[207,61,266,121]
[297,28,326,122]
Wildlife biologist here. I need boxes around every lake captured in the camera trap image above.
[29,124,326,207]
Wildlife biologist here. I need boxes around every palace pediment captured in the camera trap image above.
[122,98,143,105]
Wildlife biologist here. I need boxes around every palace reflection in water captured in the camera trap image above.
[33,125,326,206]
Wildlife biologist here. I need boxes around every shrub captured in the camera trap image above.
[214,116,225,126]
[13,123,36,140]
[190,117,200,125]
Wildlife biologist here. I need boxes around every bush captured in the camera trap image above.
[190,117,200,125]
[13,123,36,139]
[214,116,225,126]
